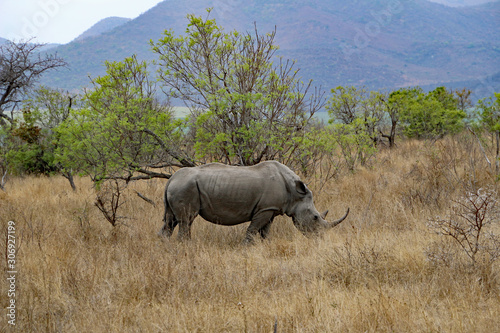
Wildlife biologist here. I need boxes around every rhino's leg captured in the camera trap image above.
[175,206,199,241]
[159,211,177,237]
[259,222,273,239]
[177,219,193,240]
[165,177,200,241]
[245,211,275,243]
[159,191,178,237]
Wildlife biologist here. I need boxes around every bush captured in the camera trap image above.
[427,187,500,266]
[400,87,466,139]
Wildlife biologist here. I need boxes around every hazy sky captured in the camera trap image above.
[0,0,496,44]
[0,0,164,44]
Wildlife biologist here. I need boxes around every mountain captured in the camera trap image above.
[37,43,61,52]
[74,17,131,42]
[40,0,500,99]
[0,37,60,52]
[429,0,497,6]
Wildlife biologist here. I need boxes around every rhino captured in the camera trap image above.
[159,160,349,242]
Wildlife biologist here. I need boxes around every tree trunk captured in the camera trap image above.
[0,169,7,191]
[389,119,397,148]
[63,171,77,191]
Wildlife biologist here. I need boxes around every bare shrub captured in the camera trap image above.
[427,187,500,266]
[94,179,127,227]
[401,134,495,210]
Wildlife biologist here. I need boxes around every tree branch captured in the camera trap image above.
[142,128,196,167]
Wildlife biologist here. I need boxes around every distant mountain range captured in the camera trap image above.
[73,17,132,42]
[431,0,496,6]
[15,0,500,99]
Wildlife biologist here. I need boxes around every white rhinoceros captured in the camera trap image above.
[159,161,349,242]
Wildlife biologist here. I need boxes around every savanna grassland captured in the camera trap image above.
[1,136,499,332]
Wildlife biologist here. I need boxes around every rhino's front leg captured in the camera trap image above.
[244,211,275,243]
[177,221,192,240]
[259,222,273,239]
[176,211,197,241]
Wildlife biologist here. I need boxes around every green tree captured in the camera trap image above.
[0,103,48,189]
[477,93,500,174]
[326,86,380,168]
[2,86,77,181]
[400,87,466,139]
[0,41,66,189]
[6,106,51,175]
[360,90,385,144]
[290,122,341,187]
[55,56,193,184]
[378,87,421,148]
[29,86,77,129]
[326,86,386,145]
[326,86,366,125]
[330,118,377,171]
[151,10,323,166]
[455,88,473,114]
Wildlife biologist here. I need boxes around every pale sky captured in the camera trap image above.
[0,0,496,44]
[0,0,164,44]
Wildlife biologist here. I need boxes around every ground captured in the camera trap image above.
[1,136,499,332]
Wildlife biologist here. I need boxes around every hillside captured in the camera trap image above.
[74,17,131,42]
[430,0,497,6]
[40,0,500,97]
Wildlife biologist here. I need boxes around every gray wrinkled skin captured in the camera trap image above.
[159,161,349,242]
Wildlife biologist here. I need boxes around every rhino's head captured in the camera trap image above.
[289,180,349,235]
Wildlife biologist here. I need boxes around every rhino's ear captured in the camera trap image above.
[295,180,308,195]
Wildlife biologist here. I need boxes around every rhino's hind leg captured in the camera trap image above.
[245,211,275,243]
[159,211,177,237]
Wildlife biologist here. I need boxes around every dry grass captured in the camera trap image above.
[1,136,499,332]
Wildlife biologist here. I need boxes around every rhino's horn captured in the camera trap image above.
[327,208,349,229]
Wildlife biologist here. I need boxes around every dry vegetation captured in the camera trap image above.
[1,135,500,332]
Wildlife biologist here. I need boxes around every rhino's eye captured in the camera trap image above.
[314,215,319,220]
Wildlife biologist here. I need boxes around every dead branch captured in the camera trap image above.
[134,190,156,207]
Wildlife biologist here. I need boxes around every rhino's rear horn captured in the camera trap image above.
[327,208,349,229]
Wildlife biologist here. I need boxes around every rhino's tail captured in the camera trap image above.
[159,181,176,237]
[163,181,169,223]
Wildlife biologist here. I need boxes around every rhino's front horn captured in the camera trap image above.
[326,208,349,229]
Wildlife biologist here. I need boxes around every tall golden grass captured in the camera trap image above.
[1,135,499,332]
